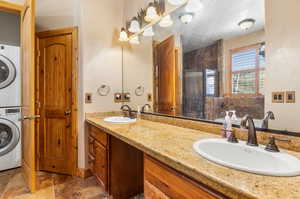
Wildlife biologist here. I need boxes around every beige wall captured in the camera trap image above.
[36,0,79,32]
[223,30,266,95]
[37,0,124,169]
[265,0,300,132]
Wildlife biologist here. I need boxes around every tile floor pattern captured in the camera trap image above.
[0,168,144,199]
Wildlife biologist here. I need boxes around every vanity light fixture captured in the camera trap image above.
[167,0,185,6]
[128,17,141,33]
[129,35,140,44]
[144,2,160,22]
[143,26,155,37]
[159,15,173,27]
[119,27,128,41]
[238,18,256,30]
[180,13,193,24]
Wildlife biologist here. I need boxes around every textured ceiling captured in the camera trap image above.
[154,0,265,52]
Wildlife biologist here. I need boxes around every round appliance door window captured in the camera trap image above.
[0,55,16,89]
[0,119,20,156]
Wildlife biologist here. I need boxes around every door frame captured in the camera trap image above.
[0,1,23,14]
[36,27,79,176]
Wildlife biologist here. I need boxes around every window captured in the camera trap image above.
[231,43,266,95]
[205,69,217,96]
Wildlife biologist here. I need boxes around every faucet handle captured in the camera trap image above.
[265,136,291,152]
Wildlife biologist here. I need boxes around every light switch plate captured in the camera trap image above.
[85,93,92,104]
[286,91,296,103]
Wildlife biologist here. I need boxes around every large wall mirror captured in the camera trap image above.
[123,0,300,134]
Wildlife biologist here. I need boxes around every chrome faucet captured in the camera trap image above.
[240,115,258,146]
[141,104,151,113]
[120,105,134,119]
[261,111,275,130]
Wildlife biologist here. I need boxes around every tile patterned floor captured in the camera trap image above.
[0,168,144,199]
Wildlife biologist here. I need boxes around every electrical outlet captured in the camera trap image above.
[272,92,284,103]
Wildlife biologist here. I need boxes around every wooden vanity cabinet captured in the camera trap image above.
[87,123,143,199]
[144,156,228,199]
[87,124,109,190]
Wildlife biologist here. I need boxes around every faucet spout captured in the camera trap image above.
[120,105,134,119]
[261,111,275,130]
[240,115,258,146]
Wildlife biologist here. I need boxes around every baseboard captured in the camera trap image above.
[76,168,93,179]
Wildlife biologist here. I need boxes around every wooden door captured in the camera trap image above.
[37,28,77,175]
[21,0,37,192]
[155,36,177,115]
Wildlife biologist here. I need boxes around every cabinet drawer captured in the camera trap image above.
[88,136,95,156]
[89,125,108,147]
[144,156,226,199]
[94,141,108,189]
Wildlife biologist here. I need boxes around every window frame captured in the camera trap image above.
[229,43,265,96]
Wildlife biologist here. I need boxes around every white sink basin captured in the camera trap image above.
[193,138,300,177]
[104,116,136,124]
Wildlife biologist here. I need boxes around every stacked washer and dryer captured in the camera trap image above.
[0,44,22,171]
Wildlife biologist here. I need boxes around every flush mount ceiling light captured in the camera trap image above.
[180,13,193,24]
[129,35,140,45]
[118,27,128,42]
[238,18,256,30]
[144,3,160,22]
[167,0,185,6]
[143,26,155,37]
[159,15,173,27]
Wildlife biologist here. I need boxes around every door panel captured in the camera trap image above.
[156,36,177,115]
[21,0,36,192]
[38,33,74,175]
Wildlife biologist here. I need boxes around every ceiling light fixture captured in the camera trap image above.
[185,0,203,13]
[143,26,155,37]
[128,17,141,33]
[167,0,185,6]
[238,18,256,30]
[180,13,193,24]
[129,35,140,45]
[119,28,128,42]
[159,15,173,27]
[144,3,160,22]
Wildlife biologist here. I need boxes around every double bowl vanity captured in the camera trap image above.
[86,114,300,199]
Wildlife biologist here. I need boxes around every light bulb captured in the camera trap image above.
[180,13,193,24]
[168,0,185,6]
[119,28,128,42]
[143,26,155,37]
[129,36,140,45]
[159,15,173,27]
[144,4,159,22]
[128,17,140,33]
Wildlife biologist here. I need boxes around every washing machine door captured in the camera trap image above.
[0,118,20,156]
[0,55,16,89]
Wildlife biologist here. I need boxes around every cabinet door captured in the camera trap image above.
[94,141,108,189]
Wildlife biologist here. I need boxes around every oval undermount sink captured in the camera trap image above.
[193,138,300,177]
[104,116,136,124]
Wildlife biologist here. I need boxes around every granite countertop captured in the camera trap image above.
[86,115,300,199]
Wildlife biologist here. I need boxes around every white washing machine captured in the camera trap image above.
[0,107,21,171]
[0,44,21,107]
